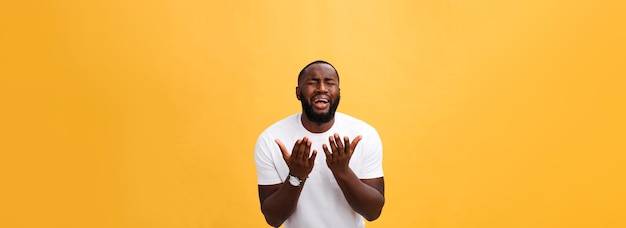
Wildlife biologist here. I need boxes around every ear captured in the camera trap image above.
[295,87,301,100]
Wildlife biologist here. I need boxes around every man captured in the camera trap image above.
[254,60,385,228]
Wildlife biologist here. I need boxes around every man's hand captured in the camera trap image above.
[275,137,317,180]
[323,133,362,173]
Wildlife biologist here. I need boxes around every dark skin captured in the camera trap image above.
[258,63,385,227]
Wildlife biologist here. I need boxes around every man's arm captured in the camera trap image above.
[258,179,304,227]
[323,134,385,221]
[333,173,385,221]
[257,137,316,227]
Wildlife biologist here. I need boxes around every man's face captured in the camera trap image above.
[297,63,340,124]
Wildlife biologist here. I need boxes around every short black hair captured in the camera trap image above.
[297,60,339,84]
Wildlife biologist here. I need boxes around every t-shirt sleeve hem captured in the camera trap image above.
[257,178,283,185]
[357,172,384,180]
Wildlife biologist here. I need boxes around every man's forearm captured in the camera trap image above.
[260,179,304,227]
[332,169,385,221]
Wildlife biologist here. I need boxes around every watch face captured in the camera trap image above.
[289,175,300,186]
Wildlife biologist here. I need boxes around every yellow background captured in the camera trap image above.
[1,1,625,227]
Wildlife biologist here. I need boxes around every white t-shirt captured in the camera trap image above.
[254,112,384,228]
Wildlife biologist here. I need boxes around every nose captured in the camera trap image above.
[317,83,328,93]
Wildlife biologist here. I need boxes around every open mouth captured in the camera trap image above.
[312,98,330,109]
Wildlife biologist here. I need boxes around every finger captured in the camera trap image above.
[350,135,363,154]
[275,139,290,160]
[291,138,303,160]
[334,133,344,154]
[303,138,312,161]
[322,144,332,160]
[328,135,338,154]
[343,136,350,154]
[309,150,318,166]
[295,137,308,160]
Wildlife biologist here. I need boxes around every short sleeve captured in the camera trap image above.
[355,127,384,179]
[254,132,283,185]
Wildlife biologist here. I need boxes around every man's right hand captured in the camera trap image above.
[275,137,317,180]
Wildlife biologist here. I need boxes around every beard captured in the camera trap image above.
[300,93,340,124]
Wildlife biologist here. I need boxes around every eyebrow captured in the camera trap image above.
[307,76,336,80]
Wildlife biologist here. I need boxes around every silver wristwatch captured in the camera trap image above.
[287,174,304,187]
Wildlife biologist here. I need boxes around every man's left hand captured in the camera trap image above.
[323,133,362,173]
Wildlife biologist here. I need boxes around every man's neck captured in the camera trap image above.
[300,113,335,133]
